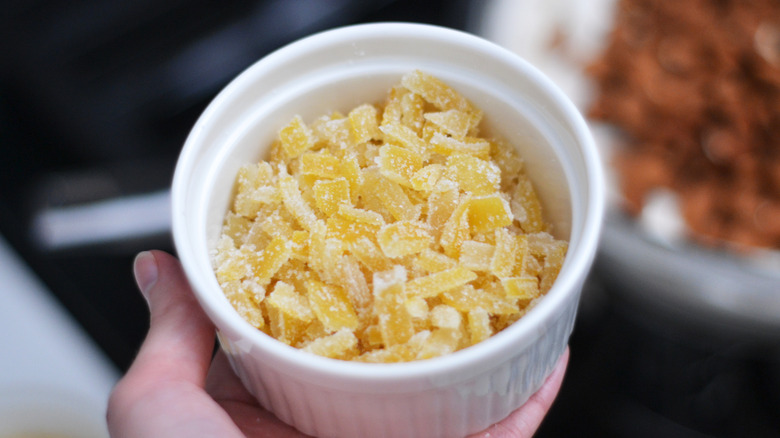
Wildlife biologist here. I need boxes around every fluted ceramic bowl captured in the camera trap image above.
[172,22,604,438]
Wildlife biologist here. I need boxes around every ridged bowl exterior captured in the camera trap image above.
[172,23,604,438]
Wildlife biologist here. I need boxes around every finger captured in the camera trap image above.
[206,350,258,405]
[131,250,216,386]
[468,347,570,438]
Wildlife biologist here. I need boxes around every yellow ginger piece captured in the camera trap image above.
[301,150,342,179]
[441,284,519,315]
[424,109,473,139]
[428,132,491,160]
[348,104,381,144]
[458,240,495,272]
[540,241,568,293]
[417,327,462,360]
[336,204,385,227]
[278,173,318,231]
[357,330,430,363]
[467,308,492,346]
[401,90,426,134]
[501,276,540,301]
[302,329,359,360]
[373,266,415,347]
[379,122,428,157]
[279,115,314,158]
[377,220,432,258]
[440,198,471,258]
[349,237,393,273]
[426,188,459,238]
[305,278,359,332]
[466,194,513,233]
[362,169,420,222]
[446,154,501,196]
[401,70,481,123]
[378,144,424,188]
[511,173,546,233]
[247,235,292,286]
[313,178,350,216]
[405,266,477,299]
[410,163,445,193]
[266,281,314,346]
[430,305,462,330]
[413,248,457,273]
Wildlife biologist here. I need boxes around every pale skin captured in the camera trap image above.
[107,250,569,437]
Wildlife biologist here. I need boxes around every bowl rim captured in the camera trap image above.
[172,22,605,385]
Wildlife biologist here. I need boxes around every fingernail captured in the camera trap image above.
[134,251,158,302]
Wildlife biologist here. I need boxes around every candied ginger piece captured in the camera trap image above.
[278,173,318,231]
[362,169,420,222]
[377,144,424,188]
[348,104,381,144]
[226,290,265,329]
[440,197,471,258]
[223,212,252,245]
[266,281,314,345]
[357,330,430,363]
[426,188,459,238]
[401,91,426,134]
[441,284,518,315]
[336,255,373,321]
[467,308,492,346]
[259,210,294,240]
[429,132,491,160]
[405,296,429,319]
[379,122,428,157]
[413,248,457,273]
[540,241,567,293]
[424,109,473,139]
[405,266,477,299]
[430,305,462,330]
[313,177,350,216]
[417,328,461,359]
[326,215,380,244]
[381,85,405,127]
[511,174,546,233]
[279,115,315,158]
[302,328,358,360]
[301,150,342,179]
[466,195,513,233]
[458,240,495,272]
[501,276,540,301]
[349,237,393,273]
[336,204,385,227]
[305,278,359,332]
[491,228,520,278]
[401,70,479,120]
[446,154,501,196]
[373,266,415,347]
[247,236,292,286]
[377,220,433,258]
[410,164,445,192]
[339,153,363,203]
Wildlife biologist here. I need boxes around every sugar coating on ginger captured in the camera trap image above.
[212,70,568,362]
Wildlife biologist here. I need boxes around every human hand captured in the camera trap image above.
[107,250,568,438]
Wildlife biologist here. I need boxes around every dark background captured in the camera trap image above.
[1,1,778,436]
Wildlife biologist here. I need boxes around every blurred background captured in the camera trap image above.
[1,0,778,437]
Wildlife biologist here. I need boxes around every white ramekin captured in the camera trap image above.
[172,22,604,438]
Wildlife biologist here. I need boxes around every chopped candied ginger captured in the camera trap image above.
[306,279,359,332]
[378,144,424,188]
[313,178,350,216]
[373,266,415,347]
[348,104,381,144]
[466,195,513,233]
[279,115,315,158]
[266,281,314,345]
[213,71,569,362]
[303,329,358,360]
[377,220,432,258]
[405,266,477,299]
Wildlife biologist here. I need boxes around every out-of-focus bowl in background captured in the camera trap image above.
[478,0,780,339]
[172,22,604,438]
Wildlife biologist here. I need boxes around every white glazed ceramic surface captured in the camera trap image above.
[172,23,604,438]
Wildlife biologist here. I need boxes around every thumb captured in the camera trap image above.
[130,250,216,385]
